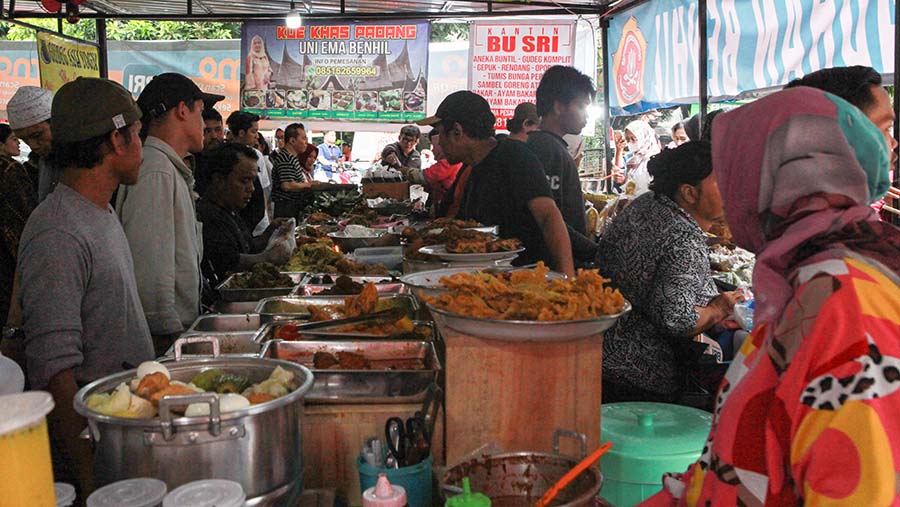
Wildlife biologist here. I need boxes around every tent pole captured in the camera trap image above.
[97,18,108,78]
[600,11,611,190]
[698,0,708,137]
[894,0,899,204]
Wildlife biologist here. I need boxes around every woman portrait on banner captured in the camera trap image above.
[246,34,273,91]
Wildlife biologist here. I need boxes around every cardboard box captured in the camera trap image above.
[361,180,410,200]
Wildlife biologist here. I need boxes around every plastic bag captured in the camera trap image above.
[265,218,297,265]
[733,299,755,331]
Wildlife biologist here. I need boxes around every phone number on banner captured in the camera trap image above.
[313,66,378,76]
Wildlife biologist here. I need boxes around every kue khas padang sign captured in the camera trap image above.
[468,21,576,130]
[240,20,429,122]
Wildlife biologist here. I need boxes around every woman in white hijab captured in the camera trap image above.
[623,120,660,196]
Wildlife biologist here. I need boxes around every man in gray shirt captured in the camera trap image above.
[17,77,153,495]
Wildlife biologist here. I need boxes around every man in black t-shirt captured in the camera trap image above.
[417,91,574,276]
[197,143,291,284]
[528,65,599,265]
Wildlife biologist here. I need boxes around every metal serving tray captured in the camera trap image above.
[254,293,418,325]
[163,331,261,358]
[186,313,262,333]
[216,271,307,302]
[253,319,436,344]
[259,339,440,404]
[211,300,260,314]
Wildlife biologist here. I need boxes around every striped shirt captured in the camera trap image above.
[271,149,308,203]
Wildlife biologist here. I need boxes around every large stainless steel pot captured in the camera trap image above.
[74,347,314,506]
[441,431,605,507]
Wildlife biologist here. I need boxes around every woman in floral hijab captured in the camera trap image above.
[623,119,660,196]
[641,86,900,506]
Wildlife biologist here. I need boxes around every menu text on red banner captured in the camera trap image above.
[468,21,576,129]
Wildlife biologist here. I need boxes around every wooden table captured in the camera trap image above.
[437,317,603,464]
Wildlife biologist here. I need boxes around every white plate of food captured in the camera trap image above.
[418,244,524,262]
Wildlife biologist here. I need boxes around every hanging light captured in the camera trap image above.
[285,1,303,29]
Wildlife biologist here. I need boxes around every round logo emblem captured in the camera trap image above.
[612,17,647,107]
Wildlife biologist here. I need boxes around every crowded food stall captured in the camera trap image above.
[3,0,900,506]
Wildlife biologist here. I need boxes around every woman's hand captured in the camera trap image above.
[711,291,745,317]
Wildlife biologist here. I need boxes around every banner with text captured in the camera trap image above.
[468,20,576,129]
[607,0,699,115]
[607,0,896,115]
[706,0,895,99]
[36,32,100,92]
[240,20,429,122]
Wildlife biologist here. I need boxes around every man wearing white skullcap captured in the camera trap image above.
[7,85,59,202]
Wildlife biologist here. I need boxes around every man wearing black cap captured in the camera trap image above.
[17,78,154,495]
[116,72,224,355]
[418,91,574,276]
[528,66,599,266]
[507,102,540,142]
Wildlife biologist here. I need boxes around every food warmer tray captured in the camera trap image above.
[254,293,419,325]
[259,339,440,404]
[186,313,262,333]
[216,271,307,302]
[252,318,436,343]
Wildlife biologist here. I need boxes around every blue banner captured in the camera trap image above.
[607,0,897,115]
[607,0,700,115]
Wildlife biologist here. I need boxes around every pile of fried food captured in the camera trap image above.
[282,241,389,275]
[426,262,626,321]
[85,361,298,419]
[402,222,519,259]
[229,262,295,289]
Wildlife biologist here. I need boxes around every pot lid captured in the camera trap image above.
[601,402,712,455]
[55,483,76,507]
[162,480,245,507]
[0,391,54,435]
[87,478,168,507]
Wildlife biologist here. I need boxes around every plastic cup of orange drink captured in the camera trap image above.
[0,391,56,506]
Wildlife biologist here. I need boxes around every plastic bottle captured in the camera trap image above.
[445,477,491,507]
[362,473,408,507]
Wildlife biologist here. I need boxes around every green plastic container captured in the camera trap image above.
[600,402,712,506]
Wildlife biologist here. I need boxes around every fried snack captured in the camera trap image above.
[150,384,200,406]
[136,372,170,399]
[426,262,625,321]
[307,282,380,322]
[446,238,485,253]
[486,238,522,253]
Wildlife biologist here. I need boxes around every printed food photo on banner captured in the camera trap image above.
[240,20,430,121]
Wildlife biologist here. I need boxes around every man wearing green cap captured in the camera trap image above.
[16,77,155,496]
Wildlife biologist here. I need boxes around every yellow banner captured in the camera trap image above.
[37,32,100,92]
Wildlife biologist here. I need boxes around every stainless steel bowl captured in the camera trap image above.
[327,231,386,252]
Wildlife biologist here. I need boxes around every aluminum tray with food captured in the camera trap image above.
[254,317,435,343]
[216,271,307,302]
[418,245,523,263]
[259,339,440,404]
[164,333,262,358]
[424,262,631,342]
[254,293,419,325]
[187,313,261,334]
[296,274,406,296]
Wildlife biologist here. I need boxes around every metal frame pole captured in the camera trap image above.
[698,0,708,137]
[97,18,108,78]
[600,12,611,190]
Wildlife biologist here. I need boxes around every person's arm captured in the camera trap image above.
[649,243,736,336]
[46,369,93,496]
[527,196,575,277]
[275,158,316,192]
[19,229,93,494]
[118,170,182,335]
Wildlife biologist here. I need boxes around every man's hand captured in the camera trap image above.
[383,153,400,167]
[711,291,745,316]
[613,168,626,184]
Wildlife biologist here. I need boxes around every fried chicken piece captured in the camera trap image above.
[313,351,340,369]
[136,372,170,399]
[344,283,378,317]
[486,238,522,252]
[308,305,334,322]
[447,238,487,253]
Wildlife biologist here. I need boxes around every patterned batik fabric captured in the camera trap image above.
[640,252,900,507]
[0,154,38,319]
